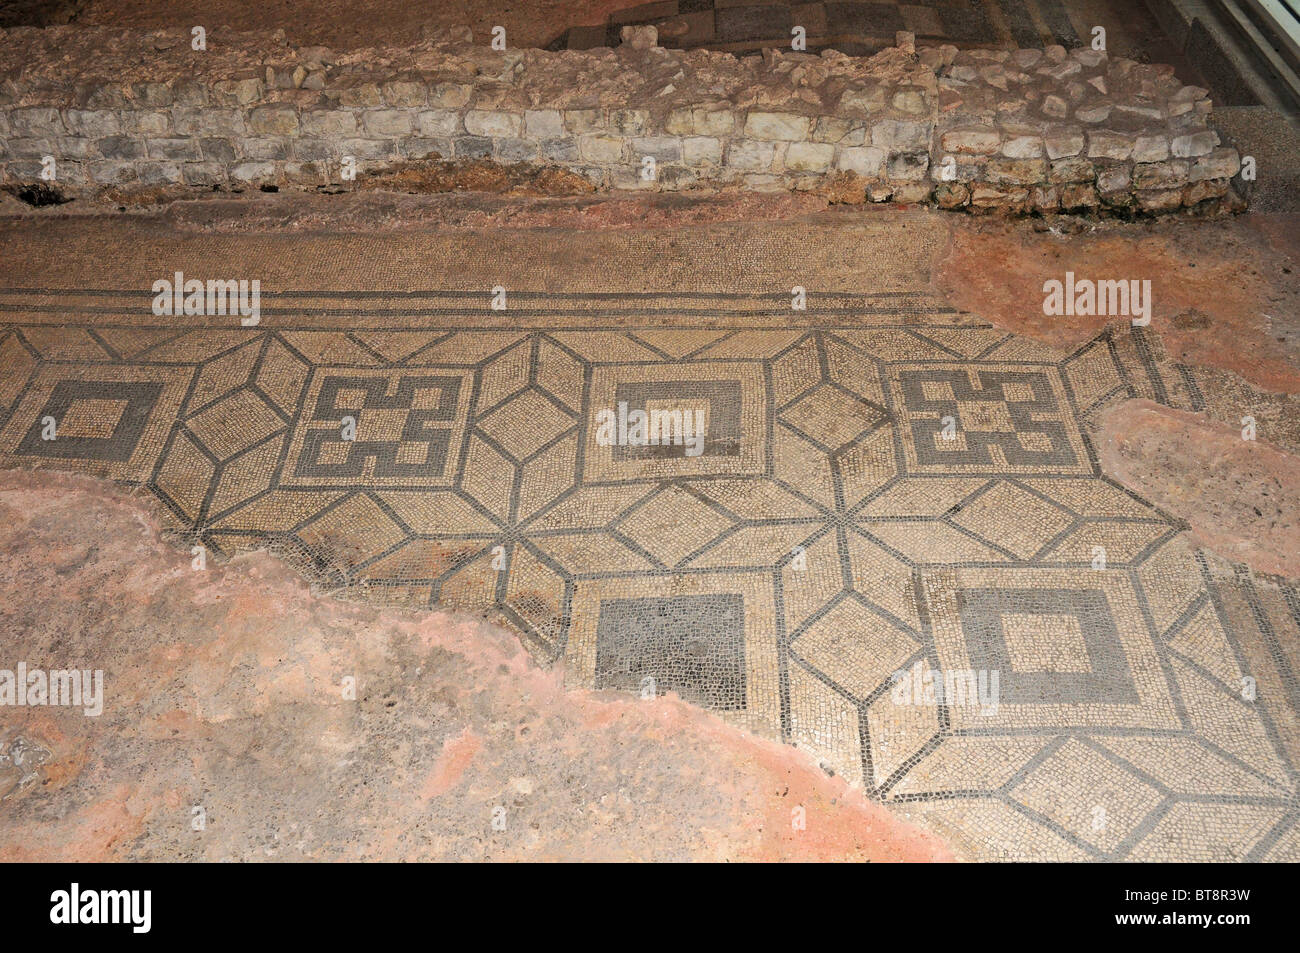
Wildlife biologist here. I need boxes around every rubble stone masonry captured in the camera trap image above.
[0,25,1244,215]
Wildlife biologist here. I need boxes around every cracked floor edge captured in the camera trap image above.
[0,469,954,862]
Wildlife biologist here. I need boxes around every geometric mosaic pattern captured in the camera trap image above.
[890,364,1091,474]
[282,368,473,486]
[0,289,1295,862]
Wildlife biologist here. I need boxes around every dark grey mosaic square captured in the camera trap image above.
[595,593,747,710]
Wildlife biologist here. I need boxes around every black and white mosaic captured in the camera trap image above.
[0,285,1294,862]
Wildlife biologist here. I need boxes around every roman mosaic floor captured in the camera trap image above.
[0,213,1296,861]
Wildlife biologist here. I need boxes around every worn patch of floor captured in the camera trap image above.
[0,210,1297,861]
[936,213,1300,398]
[0,471,950,862]
[1097,399,1300,579]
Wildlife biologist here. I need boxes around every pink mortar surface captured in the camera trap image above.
[0,470,953,862]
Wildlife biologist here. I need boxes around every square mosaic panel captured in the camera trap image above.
[889,363,1092,475]
[958,588,1140,705]
[582,361,768,482]
[594,592,747,709]
[612,380,743,460]
[564,570,782,738]
[0,363,193,481]
[281,367,474,487]
[923,567,1181,732]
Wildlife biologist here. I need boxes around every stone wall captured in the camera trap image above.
[0,25,1244,215]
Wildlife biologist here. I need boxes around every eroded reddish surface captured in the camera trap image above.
[0,472,952,862]
[936,214,1300,394]
[1097,399,1300,578]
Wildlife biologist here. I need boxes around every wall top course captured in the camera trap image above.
[1,25,934,118]
[1,25,1216,136]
